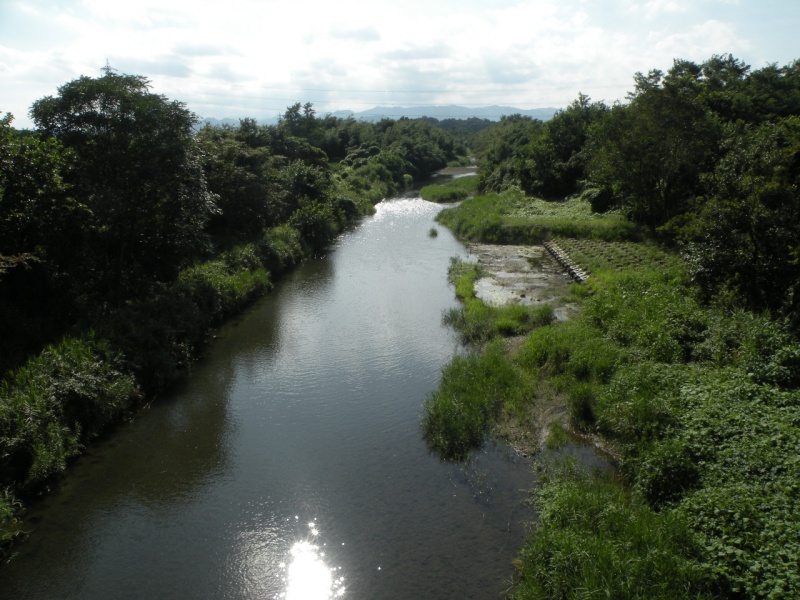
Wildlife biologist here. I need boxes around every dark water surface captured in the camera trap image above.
[1,198,535,599]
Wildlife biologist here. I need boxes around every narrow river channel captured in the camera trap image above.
[0,197,535,599]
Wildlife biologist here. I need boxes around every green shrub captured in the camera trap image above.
[0,488,21,551]
[583,270,708,363]
[423,340,531,459]
[513,461,717,599]
[257,224,304,274]
[593,362,682,450]
[0,334,141,494]
[565,381,599,428]
[517,321,618,384]
[633,436,701,508]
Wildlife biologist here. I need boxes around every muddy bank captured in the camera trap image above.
[464,242,617,467]
[466,243,578,320]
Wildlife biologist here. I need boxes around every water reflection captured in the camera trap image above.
[278,521,345,600]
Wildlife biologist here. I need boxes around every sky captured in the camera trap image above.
[1,0,799,128]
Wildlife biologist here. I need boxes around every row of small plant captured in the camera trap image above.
[0,224,310,554]
[552,237,675,275]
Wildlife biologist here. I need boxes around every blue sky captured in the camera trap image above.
[1,0,799,127]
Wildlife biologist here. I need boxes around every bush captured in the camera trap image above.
[0,334,141,494]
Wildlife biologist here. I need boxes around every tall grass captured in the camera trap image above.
[0,334,141,495]
[513,460,718,600]
[0,488,21,551]
[423,339,534,459]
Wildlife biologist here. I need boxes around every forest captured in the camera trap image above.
[2,53,800,598]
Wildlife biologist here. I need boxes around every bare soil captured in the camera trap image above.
[467,243,578,320]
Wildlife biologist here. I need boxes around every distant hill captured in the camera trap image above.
[329,105,558,122]
[197,105,559,128]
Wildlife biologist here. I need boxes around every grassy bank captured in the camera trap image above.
[420,175,479,203]
[0,222,342,555]
[435,190,639,244]
[427,191,800,598]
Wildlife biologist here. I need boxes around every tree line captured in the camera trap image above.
[0,68,462,377]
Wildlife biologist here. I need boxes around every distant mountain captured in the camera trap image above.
[197,105,559,129]
[330,105,558,122]
[196,117,241,128]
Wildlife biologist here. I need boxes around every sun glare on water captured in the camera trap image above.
[279,521,345,600]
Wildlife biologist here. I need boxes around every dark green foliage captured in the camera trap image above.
[0,334,141,494]
[196,123,283,239]
[475,115,544,193]
[0,488,22,551]
[30,69,218,304]
[588,64,722,228]
[518,94,608,199]
[421,116,493,148]
[0,114,90,373]
[679,117,800,313]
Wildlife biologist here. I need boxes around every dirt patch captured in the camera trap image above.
[467,243,578,320]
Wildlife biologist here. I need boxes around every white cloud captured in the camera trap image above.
[0,0,796,126]
[649,19,747,61]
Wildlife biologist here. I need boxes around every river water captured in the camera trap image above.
[0,197,535,599]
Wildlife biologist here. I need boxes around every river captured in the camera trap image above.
[0,197,535,599]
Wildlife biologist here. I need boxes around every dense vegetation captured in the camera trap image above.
[426,55,800,598]
[0,69,463,553]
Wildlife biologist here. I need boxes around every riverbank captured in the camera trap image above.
[428,188,800,598]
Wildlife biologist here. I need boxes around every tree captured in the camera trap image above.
[30,69,218,304]
[196,123,283,239]
[587,62,721,227]
[681,117,800,312]
[519,94,608,198]
[0,113,84,266]
[0,113,92,372]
